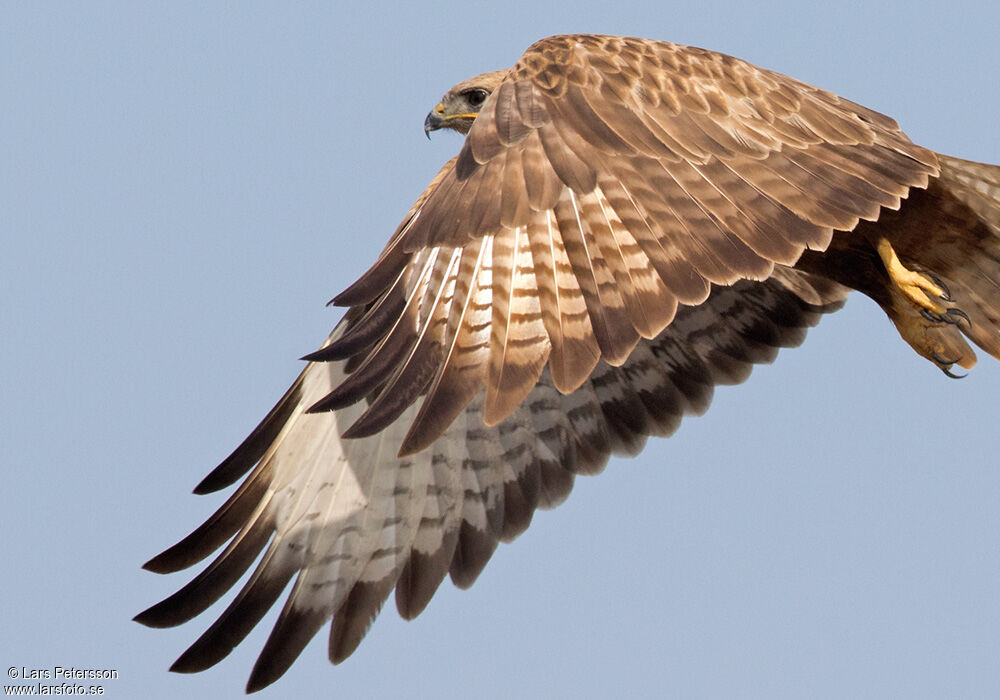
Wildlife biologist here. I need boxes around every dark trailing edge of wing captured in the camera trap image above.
[190,374,305,496]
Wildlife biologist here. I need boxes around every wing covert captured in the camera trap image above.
[322,35,938,449]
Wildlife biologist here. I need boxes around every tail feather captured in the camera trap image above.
[892,155,1000,370]
[937,154,1000,234]
[931,156,1000,364]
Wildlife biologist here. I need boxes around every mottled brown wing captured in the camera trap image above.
[136,266,847,692]
[322,34,937,454]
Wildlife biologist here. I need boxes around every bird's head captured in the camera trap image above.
[424,70,508,137]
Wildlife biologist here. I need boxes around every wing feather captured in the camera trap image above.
[336,34,937,431]
[525,208,603,392]
[139,267,847,689]
[143,32,979,691]
[485,225,551,424]
[401,238,491,455]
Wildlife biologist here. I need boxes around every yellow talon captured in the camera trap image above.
[876,237,948,316]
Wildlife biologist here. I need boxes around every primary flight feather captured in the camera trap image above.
[137,34,1000,692]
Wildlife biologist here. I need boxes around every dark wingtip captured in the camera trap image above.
[245,673,272,694]
[330,287,359,308]
[192,459,250,494]
[168,653,206,675]
[304,392,347,415]
[192,476,221,496]
[169,636,233,676]
[332,245,410,308]
[133,592,176,628]
[245,651,293,693]
[189,374,304,495]
[303,353,388,414]
[339,417,379,441]
[299,347,335,363]
[396,426,434,458]
[132,607,159,628]
[140,552,174,575]
[331,279,378,308]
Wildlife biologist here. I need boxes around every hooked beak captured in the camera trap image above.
[424,103,446,139]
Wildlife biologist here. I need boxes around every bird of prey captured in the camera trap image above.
[136,34,1000,692]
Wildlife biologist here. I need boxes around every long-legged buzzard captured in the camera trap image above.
[136,34,1000,692]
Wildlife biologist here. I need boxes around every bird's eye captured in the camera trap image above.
[463,89,489,107]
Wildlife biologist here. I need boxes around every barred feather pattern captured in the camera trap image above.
[137,32,1000,694]
[136,267,846,692]
[328,35,940,447]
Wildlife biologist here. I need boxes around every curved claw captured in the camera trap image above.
[929,274,952,302]
[920,306,972,328]
[931,351,958,366]
[931,352,967,379]
[945,307,972,327]
[941,366,967,379]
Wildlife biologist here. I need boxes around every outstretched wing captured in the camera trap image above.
[137,264,846,692]
[139,32,957,692]
[321,34,937,454]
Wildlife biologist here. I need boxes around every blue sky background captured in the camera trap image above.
[3,2,1000,698]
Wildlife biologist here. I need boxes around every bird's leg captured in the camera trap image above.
[875,236,972,328]
[873,236,977,376]
[875,237,951,317]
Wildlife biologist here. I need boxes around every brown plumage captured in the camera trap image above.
[137,34,1000,692]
